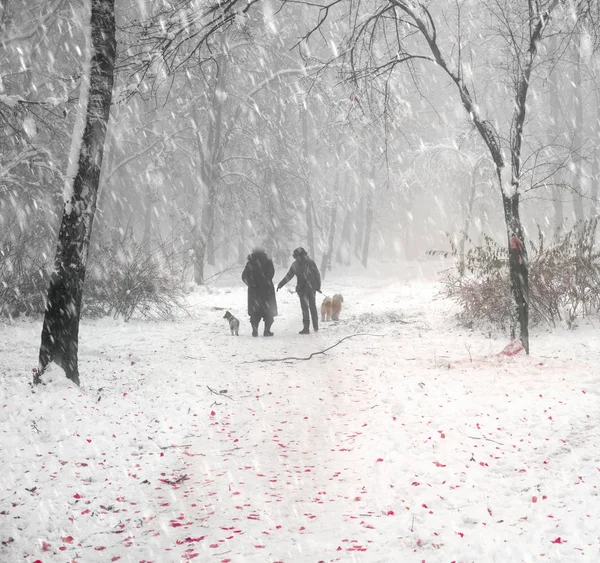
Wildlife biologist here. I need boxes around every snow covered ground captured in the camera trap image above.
[1,260,599,563]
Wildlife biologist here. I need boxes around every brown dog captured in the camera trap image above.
[331,294,344,321]
[321,294,344,321]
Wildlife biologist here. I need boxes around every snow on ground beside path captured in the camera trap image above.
[1,260,600,563]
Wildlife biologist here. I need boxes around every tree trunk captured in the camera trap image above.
[143,185,154,243]
[354,193,365,259]
[458,166,479,275]
[320,169,340,279]
[361,185,374,268]
[203,185,216,266]
[335,209,353,266]
[592,92,600,215]
[36,0,116,386]
[361,140,376,268]
[301,102,315,258]
[572,35,585,222]
[548,37,564,232]
[238,214,246,265]
[193,237,206,285]
[501,187,529,353]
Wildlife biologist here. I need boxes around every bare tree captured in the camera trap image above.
[300,0,569,352]
[36,0,116,385]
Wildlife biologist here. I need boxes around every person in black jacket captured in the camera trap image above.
[277,247,321,334]
[242,248,278,337]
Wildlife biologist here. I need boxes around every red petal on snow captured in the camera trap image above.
[532,496,538,503]
[433,461,446,467]
[73,493,83,499]
[95,546,106,550]
[62,536,74,543]
[387,510,395,516]
[111,558,121,562]
[376,458,384,462]
[551,537,566,544]
[210,411,216,417]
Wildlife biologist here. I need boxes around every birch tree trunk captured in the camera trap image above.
[36,0,116,385]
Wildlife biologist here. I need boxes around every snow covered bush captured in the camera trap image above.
[0,213,52,318]
[436,220,600,329]
[84,234,186,321]
[0,221,186,321]
[529,219,600,328]
[435,235,512,329]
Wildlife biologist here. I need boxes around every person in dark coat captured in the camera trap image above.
[277,247,321,334]
[242,248,278,337]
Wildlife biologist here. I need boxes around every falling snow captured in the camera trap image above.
[2,2,600,561]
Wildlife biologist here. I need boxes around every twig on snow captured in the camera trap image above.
[148,437,192,450]
[207,385,233,400]
[458,428,504,446]
[245,333,384,363]
[159,474,189,485]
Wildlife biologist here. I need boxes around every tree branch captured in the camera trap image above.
[244,333,384,363]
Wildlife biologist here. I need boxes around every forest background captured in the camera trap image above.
[2,0,600,361]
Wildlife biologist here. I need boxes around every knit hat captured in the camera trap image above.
[292,247,307,259]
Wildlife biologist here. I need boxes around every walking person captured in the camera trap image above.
[242,248,278,337]
[277,247,321,334]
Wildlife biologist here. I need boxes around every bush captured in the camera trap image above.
[433,219,600,329]
[0,213,53,318]
[84,234,186,321]
[1,222,187,321]
[529,219,600,327]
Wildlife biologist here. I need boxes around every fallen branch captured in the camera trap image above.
[245,333,384,363]
[149,437,192,450]
[207,385,233,400]
[458,428,504,446]
[159,474,189,485]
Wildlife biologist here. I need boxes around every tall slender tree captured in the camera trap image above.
[301,0,568,352]
[36,0,116,385]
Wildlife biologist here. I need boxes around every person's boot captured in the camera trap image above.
[313,320,319,332]
[264,319,274,337]
[299,320,310,335]
[250,317,259,337]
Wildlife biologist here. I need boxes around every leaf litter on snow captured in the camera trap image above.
[1,269,600,561]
